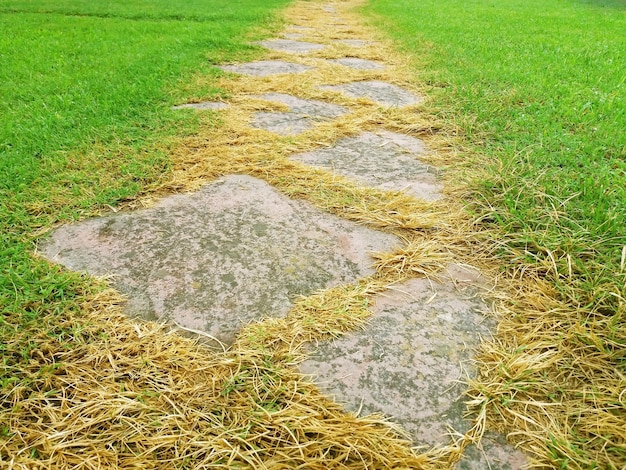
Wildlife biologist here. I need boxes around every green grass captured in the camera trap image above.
[363,0,625,466]
[0,0,289,379]
[365,0,625,304]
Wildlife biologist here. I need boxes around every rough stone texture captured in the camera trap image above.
[219,60,312,77]
[329,57,385,71]
[321,80,423,107]
[255,39,326,54]
[172,101,228,111]
[301,270,528,469]
[39,175,399,345]
[251,93,347,136]
[291,130,442,200]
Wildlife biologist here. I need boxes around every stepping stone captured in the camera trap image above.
[39,175,399,345]
[321,80,423,107]
[219,60,312,77]
[256,39,326,54]
[321,5,336,12]
[251,93,347,136]
[300,272,528,469]
[172,101,228,111]
[291,131,442,200]
[329,57,385,71]
[337,39,376,47]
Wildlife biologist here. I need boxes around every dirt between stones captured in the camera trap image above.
[38,1,529,469]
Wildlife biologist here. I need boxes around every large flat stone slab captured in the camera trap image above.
[252,93,347,136]
[321,80,423,107]
[255,39,326,54]
[39,175,399,344]
[301,272,528,469]
[291,131,442,200]
[219,60,312,77]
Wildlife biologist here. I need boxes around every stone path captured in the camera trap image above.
[38,2,528,468]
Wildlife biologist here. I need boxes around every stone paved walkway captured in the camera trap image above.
[39,2,528,468]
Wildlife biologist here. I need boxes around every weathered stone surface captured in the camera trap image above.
[172,101,228,111]
[219,60,312,77]
[321,80,423,107]
[291,130,442,200]
[301,270,528,469]
[301,274,489,444]
[39,175,399,345]
[329,57,385,70]
[255,39,326,54]
[252,93,347,136]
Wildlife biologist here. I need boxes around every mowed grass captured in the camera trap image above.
[364,0,625,467]
[0,0,287,390]
[366,0,625,289]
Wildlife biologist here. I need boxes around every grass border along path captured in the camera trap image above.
[363,0,626,468]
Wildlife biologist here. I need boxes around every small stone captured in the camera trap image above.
[251,93,347,136]
[329,57,385,71]
[255,39,326,54]
[321,80,423,107]
[219,60,312,77]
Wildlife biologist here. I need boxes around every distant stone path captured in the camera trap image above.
[39,1,528,468]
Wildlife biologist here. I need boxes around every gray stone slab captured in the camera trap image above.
[291,131,442,200]
[329,57,385,71]
[251,93,347,136]
[172,101,228,111]
[321,80,423,107]
[219,60,312,77]
[39,175,399,345]
[255,39,326,54]
[300,271,528,469]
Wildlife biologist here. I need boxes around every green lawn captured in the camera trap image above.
[364,0,625,467]
[365,0,625,296]
[0,0,288,387]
